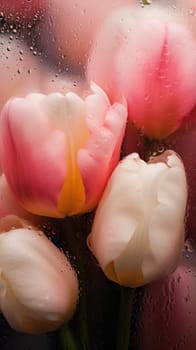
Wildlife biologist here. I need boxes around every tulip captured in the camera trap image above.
[88,150,187,287]
[0,215,78,333]
[87,5,196,139]
[0,83,127,217]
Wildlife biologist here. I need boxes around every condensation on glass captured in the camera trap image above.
[0,1,195,350]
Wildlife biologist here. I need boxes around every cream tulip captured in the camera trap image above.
[88,150,187,287]
[0,215,78,333]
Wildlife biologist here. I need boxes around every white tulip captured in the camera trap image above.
[88,150,187,287]
[0,215,78,333]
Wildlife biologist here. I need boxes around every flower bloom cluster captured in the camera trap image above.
[0,83,127,332]
[0,0,194,338]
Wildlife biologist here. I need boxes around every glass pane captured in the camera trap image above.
[0,1,195,349]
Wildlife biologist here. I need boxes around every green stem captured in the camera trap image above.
[59,216,90,350]
[59,325,79,350]
[75,283,89,349]
[116,287,135,350]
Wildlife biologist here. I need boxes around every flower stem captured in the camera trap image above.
[116,287,135,350]
[59,324,79,350]
[59,216,91,350]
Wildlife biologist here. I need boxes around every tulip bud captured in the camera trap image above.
[0,215,78,333]
[88,150,187,287]
[0,83,127,218]
[87,5,196,139]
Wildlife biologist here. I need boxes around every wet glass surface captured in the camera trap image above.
[0,1,195,349]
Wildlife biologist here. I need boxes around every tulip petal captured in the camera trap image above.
[144,152,187,280]
[54,93,89,215]
[0,98,67,217]
[0,174,42,223]
[0,215,78,333]
[78,100,127,210]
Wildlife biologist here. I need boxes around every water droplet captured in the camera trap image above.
[189,9,196,16]
[144,94,150,102]
[158,144,165,153]
[184,238,195,253]
[177,274,181,283]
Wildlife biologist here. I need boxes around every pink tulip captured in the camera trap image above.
[88,5,196,139]
[0,84,127,218]
[0,215,78,333]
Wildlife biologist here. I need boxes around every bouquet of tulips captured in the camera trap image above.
[0,1,195,349]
